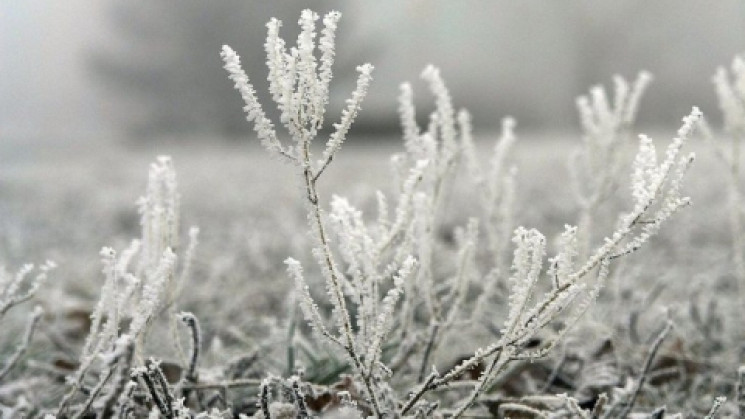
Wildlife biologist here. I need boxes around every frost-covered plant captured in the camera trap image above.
[222,9,396,415]
[0,262,53,382]
[461,114,517,271]
[56,156,199,417]
[0,262,53,320]
[701,54,745,290]
[223,8,700,417]
[570,72,653,257]
[387,66,510,385]
[405,106,699,416]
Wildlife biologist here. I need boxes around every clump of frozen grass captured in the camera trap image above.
[55,156,199,418]
[0,262,53,383]
[570,72,653,257]
[0,262,54,320]
[223,9,699,417]
[701,54,745,295]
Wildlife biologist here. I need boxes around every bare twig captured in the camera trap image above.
[179,312,201,383]
[417,323,439,383]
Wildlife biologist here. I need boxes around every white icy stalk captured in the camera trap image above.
[129,248,177,339]
[137,156,179,276]
[319,64,374,173]
[265,18,288,107]
[707,55,745,294]
[221,45,288,160]
[713,55,745,136]
[503,228,546,336]
[314,11,341,128]
[549,225,579,288]
[0,261,54,318]
[399,83,423,157]
[622,71,653,125]
[295,9,319,134]
[421,65,457,157]
[365,256,416,374]
[285,257,340,348]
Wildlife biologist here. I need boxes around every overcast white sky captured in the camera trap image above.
[2,2,744,141]
[1,1,109,139]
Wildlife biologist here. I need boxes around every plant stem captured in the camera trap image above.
[301,141,383,418]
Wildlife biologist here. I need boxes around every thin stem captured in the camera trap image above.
[301,141,382,418]
[400,372,437,415]
[0,291,35,317]
[612,320,672,418]
[0,306,42,380]
[313,154,333,183]
[180,312,201,383]
[417,323,439,383]
[72,367,116,419]
[452,346,515,418]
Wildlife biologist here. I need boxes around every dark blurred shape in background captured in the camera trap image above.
[87,1,377,138]
[1,1,744,142]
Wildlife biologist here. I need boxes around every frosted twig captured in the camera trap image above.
[736,366,745,417]
[0,305,43,381]
[0,262,53,318]
[259,378,271,419]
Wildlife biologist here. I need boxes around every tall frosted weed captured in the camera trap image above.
[701,54,745,299]
[220,9,698,418]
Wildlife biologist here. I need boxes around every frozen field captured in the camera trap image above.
[1,130,740,415]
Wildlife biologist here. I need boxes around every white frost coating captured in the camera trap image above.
[221,45,285,158]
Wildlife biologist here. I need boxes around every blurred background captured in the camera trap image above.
[2,1,744,144]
